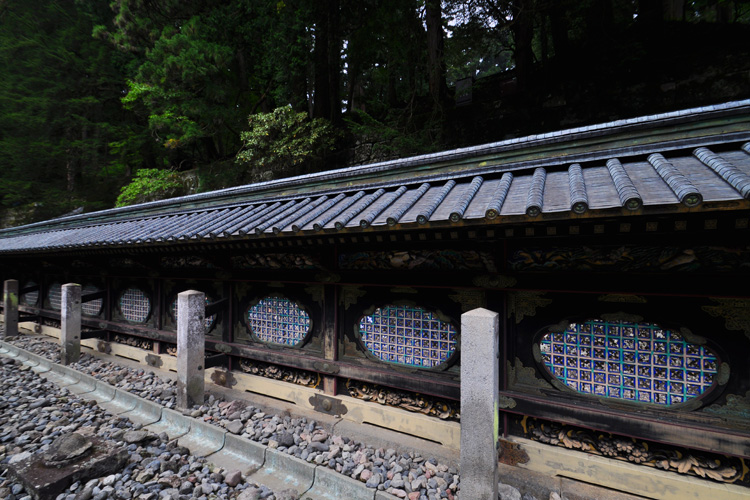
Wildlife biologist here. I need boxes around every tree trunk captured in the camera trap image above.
[550,2,569,61]
[313,0,341,122]
[512,0,535,94]
[326,0,341,123]
[313,1,331,120]
[639,0,663,25]
[662,0,684,21]
[66,158,75,192]
[716,1,734,23]
[426,0,447,108]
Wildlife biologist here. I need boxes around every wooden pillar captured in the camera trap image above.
[322,284,338,395]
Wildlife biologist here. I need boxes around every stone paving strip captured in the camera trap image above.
[0,336,489,500]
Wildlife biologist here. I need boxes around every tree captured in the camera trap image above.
[426,0,448,108]
[235,106,336,181]
[0,0,138,221]
[116,168,185,207]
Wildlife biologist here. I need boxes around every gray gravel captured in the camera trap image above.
[4,334,535,500]
[0,355,274,500]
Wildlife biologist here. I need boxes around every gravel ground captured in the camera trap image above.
[0,355,284,500]
[2,334,536,500]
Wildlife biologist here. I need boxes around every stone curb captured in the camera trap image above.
[121,398,163,426]
[48,362,84,387]
[65,372,98,396]
[208,433,265,475]
[145,407,191,439]
[177,417,227,457]
[0,341,400,500]
[303,464,379,500]
[89,379,117,403]
[99,386,141,415]
[250,448,315,498]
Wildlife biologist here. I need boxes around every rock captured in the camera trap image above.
[497,483,521,500]
[136,470,155,483]
[226,420,244,435]
[279,432,295,448]
[44,434,93,464]
[311,430,328,443]
[237,487,262,500]
[549,493,562,500]
[8,451,33,464]
[224,400,246,416]
[326,446,340,460]
[309,441,329,452]
[122,431,152,444]
[366,473,382,488]
[224,470,242,487]
[75,486,95,500]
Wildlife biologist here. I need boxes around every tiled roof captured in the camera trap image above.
[0,102,748,254]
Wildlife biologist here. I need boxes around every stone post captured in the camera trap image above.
[61,283,82,365]
[2,279,19,339]
[177,290,205,409]
[460,308,500,500]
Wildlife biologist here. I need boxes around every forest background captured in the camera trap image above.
[0,0,749,226]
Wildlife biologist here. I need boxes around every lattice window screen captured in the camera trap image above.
[247,297,310,346]
[48,283,62,311]
[81,285,103,316]
[22,281,38,306]
[119,288,151,323]
[540,319,718,405]
[359,305,458,368]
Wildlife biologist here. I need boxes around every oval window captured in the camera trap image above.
[81,285,103,317]
[22,281,38,306]
[171,295,216,331]
[119,288,151,323]
[359,305,457,368]
[247,297,311,346]
[48,282,62,311]
[539,319,719,405]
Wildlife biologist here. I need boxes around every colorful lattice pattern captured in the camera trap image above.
[47,283,62,310]
[119,288,151,323]
[359,306,457,368]
[22,282,38,306]
[81,285,103,316]
[540,319,718,405]
[171,296,215,330]
[247,297,310,346]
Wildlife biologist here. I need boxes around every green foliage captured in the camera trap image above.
[115,169,185,207]
[236,107,336,174]
[102,0,316,170]
[0,0,140,224]
[344,109,442,159]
